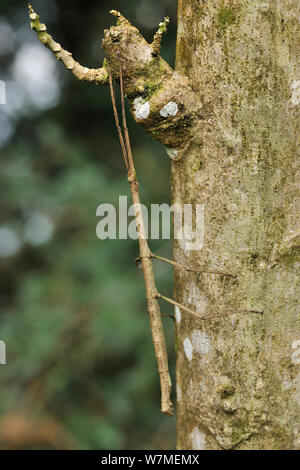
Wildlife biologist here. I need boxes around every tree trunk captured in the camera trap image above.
[174,0,300,450]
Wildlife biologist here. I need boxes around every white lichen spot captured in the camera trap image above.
[190,427,206,450]
[134,97,142,107]
[218,121,242,148]
[293,437,300,449]
[183,337,193,361]
[292,340,300,365]
[160,101,178,118]
[291,80,300,105]
[185,283,201,307]
[176,383,182,403]
[260,2,269,12]
[187,378,196,397]
[256,378,264,390]
[194,295,208,315]
[293,372,300,406]
[83,67,89,74]
[259,261,267,269]
[165,146,180,160]
[282,381,292,391]
[134,97,150,120]
[184,285,208,314]
[175,306,181,324]
[191,330,211,355]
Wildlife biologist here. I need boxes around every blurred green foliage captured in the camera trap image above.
[0,0,177,449]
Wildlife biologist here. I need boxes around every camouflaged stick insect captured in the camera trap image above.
[108,64,173,416]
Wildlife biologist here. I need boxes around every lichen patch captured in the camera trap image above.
[291,80,300,105]
[175,305,181,324]
[134,97,150,120]
[183,337,193,361]
[292,339,300,365]
[282,381,292,391]
[191,329,211,355]
[160,101,178,117]
[260,2,270,12]
[165,147,180,160]
[176,383,182,403]
[293,372,300,406]
[190,427,206,450]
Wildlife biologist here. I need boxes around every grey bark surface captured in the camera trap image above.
[174,0,300,450]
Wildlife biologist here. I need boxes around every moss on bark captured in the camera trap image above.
[174,0,300,450]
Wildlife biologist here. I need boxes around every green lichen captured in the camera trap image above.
[217,5,235,29]
[219,384,236,399]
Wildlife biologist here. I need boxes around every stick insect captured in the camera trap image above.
[107,65,263,417]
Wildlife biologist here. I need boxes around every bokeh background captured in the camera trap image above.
[0,0,177,450]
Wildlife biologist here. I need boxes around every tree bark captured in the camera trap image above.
[174,0,300,450]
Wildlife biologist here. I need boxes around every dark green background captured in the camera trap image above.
[0,0,177,449]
